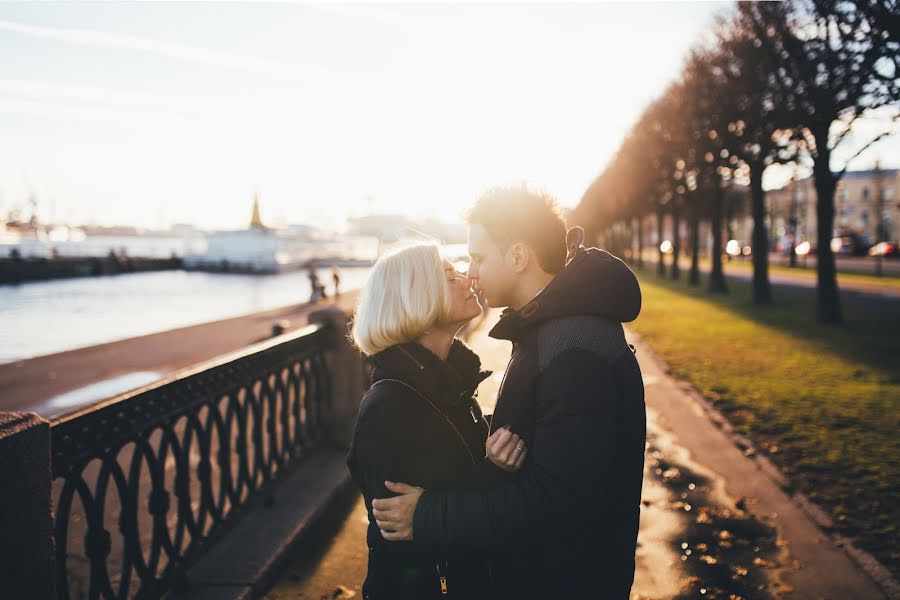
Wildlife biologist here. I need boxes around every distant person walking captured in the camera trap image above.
[308,267,326,302]
[332,265,342,298]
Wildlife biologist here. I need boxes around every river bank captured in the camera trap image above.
[0,291,359,418]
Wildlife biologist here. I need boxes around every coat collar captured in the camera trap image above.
[370,339,491,407]
[488,245,642,342]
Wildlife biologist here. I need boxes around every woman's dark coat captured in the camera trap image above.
[346,338,498,600]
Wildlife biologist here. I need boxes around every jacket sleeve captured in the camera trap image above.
[463,455,519,489]
[412,349,620,551]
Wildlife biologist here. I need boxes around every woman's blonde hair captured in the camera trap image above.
[351,241,452,356]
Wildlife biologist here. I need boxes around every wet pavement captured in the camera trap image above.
[636,408,787,600]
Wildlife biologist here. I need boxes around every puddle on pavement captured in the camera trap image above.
[36,370,163,417]
[637,408,791,600]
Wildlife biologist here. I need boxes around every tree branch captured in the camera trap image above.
[828,112,862,152]
[835,126,896,182]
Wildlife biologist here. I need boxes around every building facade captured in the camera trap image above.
[766,168,900,250]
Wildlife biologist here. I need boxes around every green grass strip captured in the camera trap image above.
[629,269,900,576]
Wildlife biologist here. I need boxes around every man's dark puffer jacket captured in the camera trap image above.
[413,246,647,600]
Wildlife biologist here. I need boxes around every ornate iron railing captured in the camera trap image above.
[49,323,333,599]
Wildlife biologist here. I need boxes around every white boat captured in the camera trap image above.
[183,195,377,273]
[183,194,281,272]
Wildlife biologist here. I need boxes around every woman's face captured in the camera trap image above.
[443,259,482,326]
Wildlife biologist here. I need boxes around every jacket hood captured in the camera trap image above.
[489,246,642,341]
[370,338,491,407]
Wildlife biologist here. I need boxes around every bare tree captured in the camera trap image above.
[709,10,800,304]
[682,50,736,294]
[745,0,900,322]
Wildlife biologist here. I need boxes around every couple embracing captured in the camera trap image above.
[346,185,646,600]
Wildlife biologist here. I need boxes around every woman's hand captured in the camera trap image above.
[486,426,527,472]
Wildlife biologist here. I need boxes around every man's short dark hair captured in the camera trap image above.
[465,184,568,274]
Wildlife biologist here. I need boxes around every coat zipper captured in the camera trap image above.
[372,378,480,597]
[489,342,518,434]
[435,561,449,595]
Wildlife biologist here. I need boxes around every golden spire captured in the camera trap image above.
[250,193,265,229]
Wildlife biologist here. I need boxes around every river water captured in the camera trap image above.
[0,267,371,364]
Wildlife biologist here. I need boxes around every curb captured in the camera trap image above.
[627,328,900,600]
[175,450,356,600]
[248,471,357,599]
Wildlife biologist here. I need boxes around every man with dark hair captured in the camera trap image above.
[372,184,646,599]
[465,185,569,274]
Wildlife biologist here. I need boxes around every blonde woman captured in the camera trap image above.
[347,242,526,600]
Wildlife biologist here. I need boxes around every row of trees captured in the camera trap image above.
[573,0,898,322]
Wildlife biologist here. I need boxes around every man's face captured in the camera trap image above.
[467,224,516,308]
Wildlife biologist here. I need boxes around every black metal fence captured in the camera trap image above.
[49,323,334,599]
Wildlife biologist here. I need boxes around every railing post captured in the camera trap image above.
[0,412,53,599]
[309,306,367,448]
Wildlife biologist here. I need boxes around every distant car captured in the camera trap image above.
[868,241,899,258]
[794,241,812,257]
[831,233,870,256]
[799,241,818,256]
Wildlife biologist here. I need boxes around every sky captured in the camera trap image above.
[0,2,896,231]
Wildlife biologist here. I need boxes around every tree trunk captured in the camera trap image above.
[615,223,624,259]
[709,175,728,294]
[725,191,735,264]
[813,143,842,323]
[750,165,772,304]
[689,199,701,286]
[671,201,681,280]
[635,216,644,269]
[657,207,666,277]
[626,220,634,263]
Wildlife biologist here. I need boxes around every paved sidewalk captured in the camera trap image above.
[264,309,886,599]
[642,253,900,300]
[638,250,900,280]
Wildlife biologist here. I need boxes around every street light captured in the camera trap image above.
[795,240,811,267]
